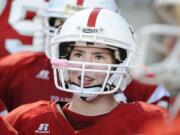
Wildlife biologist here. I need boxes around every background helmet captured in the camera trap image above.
[48,8,139,99]
[154,0,180,24]
[133,24,180,92]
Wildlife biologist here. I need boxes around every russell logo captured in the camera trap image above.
[35,123,50,134]
[82,28,99,33]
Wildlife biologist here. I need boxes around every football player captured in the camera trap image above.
[0,0,171,112]
[5,8,167,135]
[0,0,119,111]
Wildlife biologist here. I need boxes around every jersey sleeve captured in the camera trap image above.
[0,52,36,111]
[138,101,168,122]
[124,80,171,108]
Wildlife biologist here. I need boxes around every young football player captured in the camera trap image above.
[5,8,167,135]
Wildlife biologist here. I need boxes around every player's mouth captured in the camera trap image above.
[78,75,95,86]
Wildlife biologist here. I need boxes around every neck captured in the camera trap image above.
[68,95,118,116]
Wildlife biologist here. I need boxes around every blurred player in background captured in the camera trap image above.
[133,0,180,102]
[131,1,180,134]
[0,0,45,58]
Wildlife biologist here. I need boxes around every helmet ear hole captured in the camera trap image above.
[114,48,127,63]
[119,48,127,61]
[58,42,75,59]
[49,17,57,27]
[49,17,65,29]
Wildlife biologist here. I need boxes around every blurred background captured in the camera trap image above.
[116,0,180,95]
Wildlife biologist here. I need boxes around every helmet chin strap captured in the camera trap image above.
[74,94,99,101]
[68,82,126,101]
[69,83,128,103]
[68,83,101,101]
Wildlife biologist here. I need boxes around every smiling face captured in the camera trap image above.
[69,46,116,87]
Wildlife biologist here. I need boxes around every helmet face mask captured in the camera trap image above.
[48,8,139,100]
[51,48,131,94]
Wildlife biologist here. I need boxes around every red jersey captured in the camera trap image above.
[0,52,72,111]
[5,100,167,135]
[0,52,170,111]
[0,0,45,58]
[0,116,18,135]
[124,80,170,106]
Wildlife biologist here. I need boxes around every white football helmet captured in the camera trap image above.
[44,0,119,56]
[133,24,180,92]
[47,8,139,100]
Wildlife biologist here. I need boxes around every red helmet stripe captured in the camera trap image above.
[76,0,84,6]
[87,8,101,27]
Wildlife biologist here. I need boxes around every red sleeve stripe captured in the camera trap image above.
[87,8,101,27]
[76,0,84,6]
